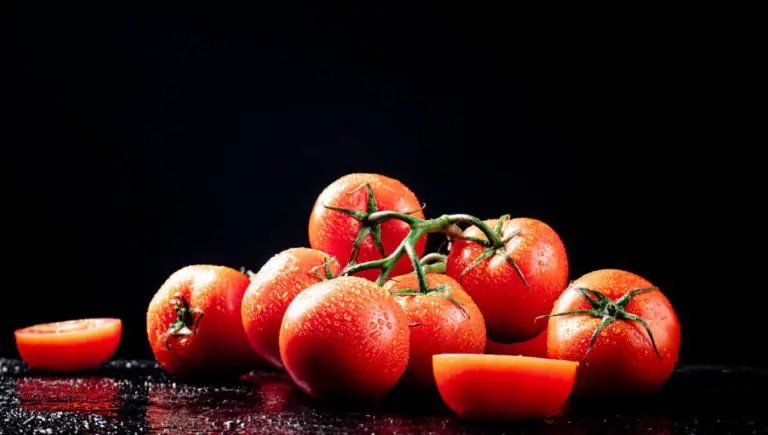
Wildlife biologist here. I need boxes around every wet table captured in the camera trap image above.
[1,359,765,434]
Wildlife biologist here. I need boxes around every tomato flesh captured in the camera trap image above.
[433,354,578,420]
[15,318,122,372]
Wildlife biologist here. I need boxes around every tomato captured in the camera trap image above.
[241,247,340,369]
[545,269,680,396]
[14,318,122,372]
[146,265,265,375]
[383,273,486,390]
[433,354,578,420]
[446,217,568,343]
[309,173,426,281]
[279,276,410,400]
[485,329,548,358]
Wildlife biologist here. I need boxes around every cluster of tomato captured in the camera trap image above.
[14,173,680,421]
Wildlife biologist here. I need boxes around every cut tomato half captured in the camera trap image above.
[433,354,578,420]
[15,318,122,372]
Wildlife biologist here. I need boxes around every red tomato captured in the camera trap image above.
[146,265,265,375]
[309,173,426,281]
[485,329,548,358]
[14,318,122,372]
[279,276,410,400]
[433,354,578,420]
[446,217,568,343]
[545,269,680,396]
[241,247,340,369]
[383,273,486,390]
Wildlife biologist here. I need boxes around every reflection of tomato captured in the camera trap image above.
[280,276,410,400]
[16,377,122,416]
[242,248,340,369]
[383,273,486,390]
[446,217,568,343]
[309,173,426,281]
[147,265,265,375]
[546,269,680,396]
[485,330,547,358]
[15,318,121,372]
[433,354,578,421]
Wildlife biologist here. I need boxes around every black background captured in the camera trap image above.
[6,5,760,364]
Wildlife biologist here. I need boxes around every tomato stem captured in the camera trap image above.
[165,293,204,350]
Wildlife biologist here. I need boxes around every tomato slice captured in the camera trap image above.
[433,354,578,420]
[15,318,122,372]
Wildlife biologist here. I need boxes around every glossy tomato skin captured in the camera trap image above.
[383,274,486,390]
[241,247,340,369]
[309,173,426,281]
[147,265,265,376]
[15,318,122,372]
[446,217,568,343]
[485,330,548,358]
[279,276,410,400]
[546,269,681,396]
[433,354,578,421]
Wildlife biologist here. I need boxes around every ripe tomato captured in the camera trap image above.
[383,273,486,390]
[433,354,578,420]
[485,329,548,358]
[279,276,410,400]
[446,217,568,343]
[146,265,265,375]
[241,247,340,369]
[545,269,680,396]
[14,318,122,372]
[309,173,426,281]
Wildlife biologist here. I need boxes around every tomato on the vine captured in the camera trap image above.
[383,273,486,390]
[241,247,340,369]
[309,173,426,281]
[545,269,680,396]
[446,216,568,343]
[279,276,410,400]
[146,265,265,375]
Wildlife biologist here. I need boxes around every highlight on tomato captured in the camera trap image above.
[383,273,486,390]
[485,329,548,358]
[446,216,568,343]
[241,247,340,369]
[543,269,680,396]
[309,173,426,281]
[279,276,410,400]
[14,318,122,373]
[433,354,578,421]
[146,265,266,376]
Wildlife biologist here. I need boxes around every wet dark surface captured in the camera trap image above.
[1,359,766,434]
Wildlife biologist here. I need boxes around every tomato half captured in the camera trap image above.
[485,329,548,358]
[15,318,122,372]
[446,217,568,342]
[309,173,426,281]
[279,276,410,400]
[433,354,578,421]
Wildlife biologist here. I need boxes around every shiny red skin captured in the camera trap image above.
[383,274,486,390]
[309,173,426,281]
[147,265,265,375]
[279,276,410,400]
[546,269,681,396]
[446,217,569,343]
[241,247,340,369]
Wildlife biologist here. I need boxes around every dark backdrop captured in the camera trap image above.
[6,5,759,364]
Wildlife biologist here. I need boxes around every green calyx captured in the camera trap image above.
[165,293,204,350]
[537,285,662,365]
[310,256,337,281]
[390,284,470,320]
[323,184,389,266]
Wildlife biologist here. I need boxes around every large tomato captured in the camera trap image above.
[241,247,340,369]
[446,217,568,343]
[279,276,410,400]
[309,173,426,281]
[383,273,486,390]
[147,265,265,375]
[545,269,680,396]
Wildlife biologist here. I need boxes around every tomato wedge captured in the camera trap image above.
[433,354,578,420]
[15,318,122,372]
